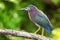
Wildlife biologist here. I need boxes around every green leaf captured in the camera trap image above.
[9,37,24,40]
[0,2,5,10]
[0,22,4,28]
[51,0,59,5]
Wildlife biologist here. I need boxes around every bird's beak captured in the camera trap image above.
[19,7,29,11]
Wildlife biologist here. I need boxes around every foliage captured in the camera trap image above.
[52,28,60,40]
[0,0,60,40]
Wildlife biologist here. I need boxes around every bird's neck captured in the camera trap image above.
[28,8,38,22]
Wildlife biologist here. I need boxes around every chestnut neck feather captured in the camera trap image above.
[28,8,38,22]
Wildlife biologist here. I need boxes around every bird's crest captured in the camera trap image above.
[28,4,36,8]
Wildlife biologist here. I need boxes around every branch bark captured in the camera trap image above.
[0,29,52,40]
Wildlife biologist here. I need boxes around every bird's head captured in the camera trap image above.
[20,4,36,11]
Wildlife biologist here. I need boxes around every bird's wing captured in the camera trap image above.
[35,10,52,27]
[34,10,53,32]
[35,15,49,25]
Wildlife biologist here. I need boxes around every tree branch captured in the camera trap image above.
[0,29,52,40]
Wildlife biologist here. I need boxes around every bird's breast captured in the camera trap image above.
[28,9,38,23]
[28,12,36,22]
[28,12,41,27]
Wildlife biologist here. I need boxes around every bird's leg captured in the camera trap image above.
[42,28,44,36]
[34,26,40,33]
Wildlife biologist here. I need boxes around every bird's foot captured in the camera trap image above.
[34,26,41,34]
[41,28,44,37]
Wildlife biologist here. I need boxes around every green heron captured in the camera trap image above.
[20,4,53,36]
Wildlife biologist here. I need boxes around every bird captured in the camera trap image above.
[20,4,53,36]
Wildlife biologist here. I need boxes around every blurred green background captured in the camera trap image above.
[0,0,60,40]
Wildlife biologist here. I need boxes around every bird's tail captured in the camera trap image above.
[44,25,53,33]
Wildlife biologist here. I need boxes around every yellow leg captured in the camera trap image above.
[42,28,44,36]
[34,26,40,33]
